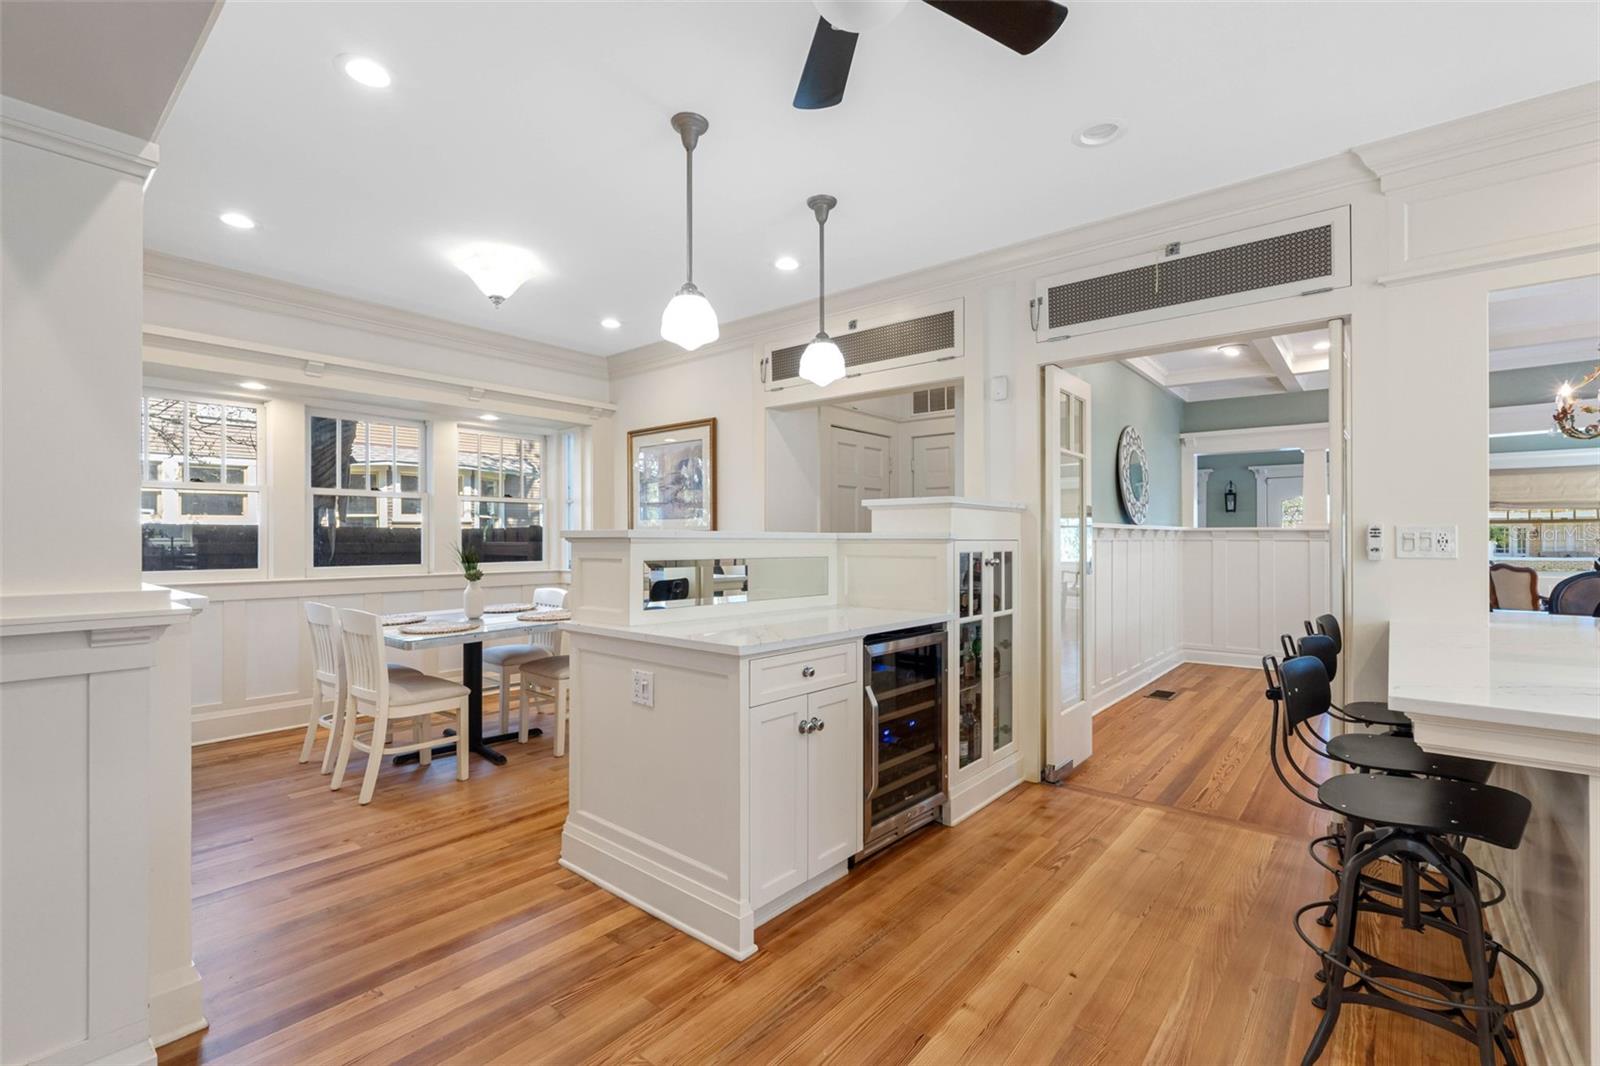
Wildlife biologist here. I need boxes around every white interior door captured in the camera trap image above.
[911,433,955,496]
[1042,365,1093,781]
[828,425,890,533]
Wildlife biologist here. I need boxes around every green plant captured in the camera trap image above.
[453,542,484,582]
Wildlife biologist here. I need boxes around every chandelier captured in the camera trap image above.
[1553,360,1600,441]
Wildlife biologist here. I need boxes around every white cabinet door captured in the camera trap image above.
[805,683,861,874]
[750,694,808,908]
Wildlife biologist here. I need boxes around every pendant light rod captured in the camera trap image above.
[807,194,836,336]
[671,112,708,288]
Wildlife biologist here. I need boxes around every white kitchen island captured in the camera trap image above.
[558,500,1024,960]
[1389,613,1600,1066]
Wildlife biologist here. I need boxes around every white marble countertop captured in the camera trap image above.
[1388,614,1600,772]
[563,606,952,657]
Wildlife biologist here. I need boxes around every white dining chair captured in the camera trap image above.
[484,586,568,735]
[521,653,572,756]
[330,608,470,805]
[300,602,430,773]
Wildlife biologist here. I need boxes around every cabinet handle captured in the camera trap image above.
[801,665,816,678]
[798,718,812,735]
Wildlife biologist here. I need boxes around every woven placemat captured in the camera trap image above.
[381,612,427,626]
[483,602,533,614]
[516,609,572,622]
[399,620,481,636]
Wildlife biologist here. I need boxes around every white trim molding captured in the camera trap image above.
[0,95,159,181]
[1490,447,1600,469]
[1248,463,1306,526]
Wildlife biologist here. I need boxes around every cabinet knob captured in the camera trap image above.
[801,665,816,678]
[797,718,812,735]
[813,717,825,732]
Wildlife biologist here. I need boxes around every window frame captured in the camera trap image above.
[306,407,430,574]
[140,390,265,576]
[456,425,550,570]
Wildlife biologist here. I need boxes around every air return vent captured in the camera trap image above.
[1033,207,1349,342]
[764,301,962,390]
[911,385,956,415]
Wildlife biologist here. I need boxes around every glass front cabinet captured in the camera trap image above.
[952,542,1017,790]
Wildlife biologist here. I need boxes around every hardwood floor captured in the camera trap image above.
[162,665,1504,1066]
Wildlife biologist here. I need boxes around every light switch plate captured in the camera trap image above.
[631,669,654,708]
[1395,525,1458,559]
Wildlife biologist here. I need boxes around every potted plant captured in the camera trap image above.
[454,541,485,619]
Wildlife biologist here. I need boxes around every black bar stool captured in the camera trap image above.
[1284,629,1414,736]
[1305,613,1414,735]
[1266,654,1542,1066]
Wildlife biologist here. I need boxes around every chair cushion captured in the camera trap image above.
[386,664,424,679]
[483,643,551,667]
[388,672,469,707]
[524,655,570,681]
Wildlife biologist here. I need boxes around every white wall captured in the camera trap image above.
[1088,526,1182,711]
[1179,527,1331,666]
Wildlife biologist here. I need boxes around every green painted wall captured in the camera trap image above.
[1181,390,1328,433]
[1196,450,1305,527]
[1077,361,1183,525]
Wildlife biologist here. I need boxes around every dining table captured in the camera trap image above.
[382,608,565,766]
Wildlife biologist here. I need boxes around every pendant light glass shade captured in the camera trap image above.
[662,113,719,350]
[799,335,845,386]
[660,283,720,351]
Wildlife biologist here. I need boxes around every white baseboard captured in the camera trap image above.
[148,961,207,1049]
[1178,646,1265,670]
[947,751,1025,824]
[1088,651,1183,716]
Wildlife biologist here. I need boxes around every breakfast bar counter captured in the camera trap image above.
[1389,613,1599,1065]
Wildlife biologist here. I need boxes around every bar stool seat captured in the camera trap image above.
[1343,700,1411,730]
[1318,773,1530,852]
[1326,734,1493,783]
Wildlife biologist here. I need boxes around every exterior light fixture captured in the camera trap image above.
[1224,481,1238,513]
[659,112,719,351]
[798,194,845,388]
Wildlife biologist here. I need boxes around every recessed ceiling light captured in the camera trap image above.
[479,413,500,422]
[1073,121,1124,148]
[1313,339,1331,352]
[237,380,268,391]
[338,54,391,89]
[219,211,256,230]
[1217,344,1245,357]
[774,255,800,272]
[600,317,622,330]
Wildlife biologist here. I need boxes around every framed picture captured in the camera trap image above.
[628,418,717,530]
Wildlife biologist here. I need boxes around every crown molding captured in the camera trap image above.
[1355,81,1600,192]
[1,95,158,180]
[143,252,610,381]
[609,152,1376,380]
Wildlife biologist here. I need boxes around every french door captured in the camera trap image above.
[1042,365,1092,781]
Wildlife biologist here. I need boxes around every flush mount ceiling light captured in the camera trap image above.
[1073,121,1124,148]
[237,380,268,391]
[219,211,256,230]
[1217,343,1245,357]
[451,242,539,307]
[479,413,500,422]
[798,194,846,388]
[338,54,391,88]
[774,255,800,272]
[600,317,622,330]
[1313,339,1331,352]
[660,112,719,351]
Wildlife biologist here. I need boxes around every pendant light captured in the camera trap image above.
[659,112,719,351]
[798,194,845,387]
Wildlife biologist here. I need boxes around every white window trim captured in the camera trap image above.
[140,392,265,576]
[1249,463,1306,527]
[306,408,429,574]
[456,426,551,571]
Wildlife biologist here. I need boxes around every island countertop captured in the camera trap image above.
[563,605,953,657]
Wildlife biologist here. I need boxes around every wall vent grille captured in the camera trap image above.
[770,309,956,384]
[911,385,956,415]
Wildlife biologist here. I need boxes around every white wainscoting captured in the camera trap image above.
[169,572,569,744]
[1179,528,1331,668]
[1089,525,1182,713]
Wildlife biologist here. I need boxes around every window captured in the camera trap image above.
[140,396,261,571]
[1280,496,1306,528]
[309,414,425,568]
[458,428,544,564]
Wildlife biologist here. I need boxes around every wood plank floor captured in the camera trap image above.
[162,664,1503,1066]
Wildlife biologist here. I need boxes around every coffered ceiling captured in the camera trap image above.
[143,2,1600,356]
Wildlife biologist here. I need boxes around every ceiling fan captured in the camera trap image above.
[795,0,1069,110]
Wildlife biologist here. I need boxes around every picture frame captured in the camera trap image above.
[628,418,718,530]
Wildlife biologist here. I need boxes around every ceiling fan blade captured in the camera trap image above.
[794,17,859,110]
[922,0,1068,55]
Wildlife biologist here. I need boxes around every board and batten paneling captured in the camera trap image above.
[176,574,568,744]
[1089,525,1182,712]
[1179,528,1330,666]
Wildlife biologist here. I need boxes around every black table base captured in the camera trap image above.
[394,641,543,767]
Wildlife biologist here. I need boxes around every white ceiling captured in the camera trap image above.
[1489,275,1600,371]
[1127,328,1330,402]
[144,1,1600,357]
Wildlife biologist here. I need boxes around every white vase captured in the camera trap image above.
[463,580,484,619]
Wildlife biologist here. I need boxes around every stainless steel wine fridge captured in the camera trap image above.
[857,624,947,863]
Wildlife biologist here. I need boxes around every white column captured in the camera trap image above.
[1194,468,1212,528]
[1303,448,1330,527]
[431,420,461,574]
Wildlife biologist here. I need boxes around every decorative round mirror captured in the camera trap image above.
[1116,426,1151,524]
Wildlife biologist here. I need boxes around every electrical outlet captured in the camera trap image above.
[1395,525,1458,559]
[631,669,653,708]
